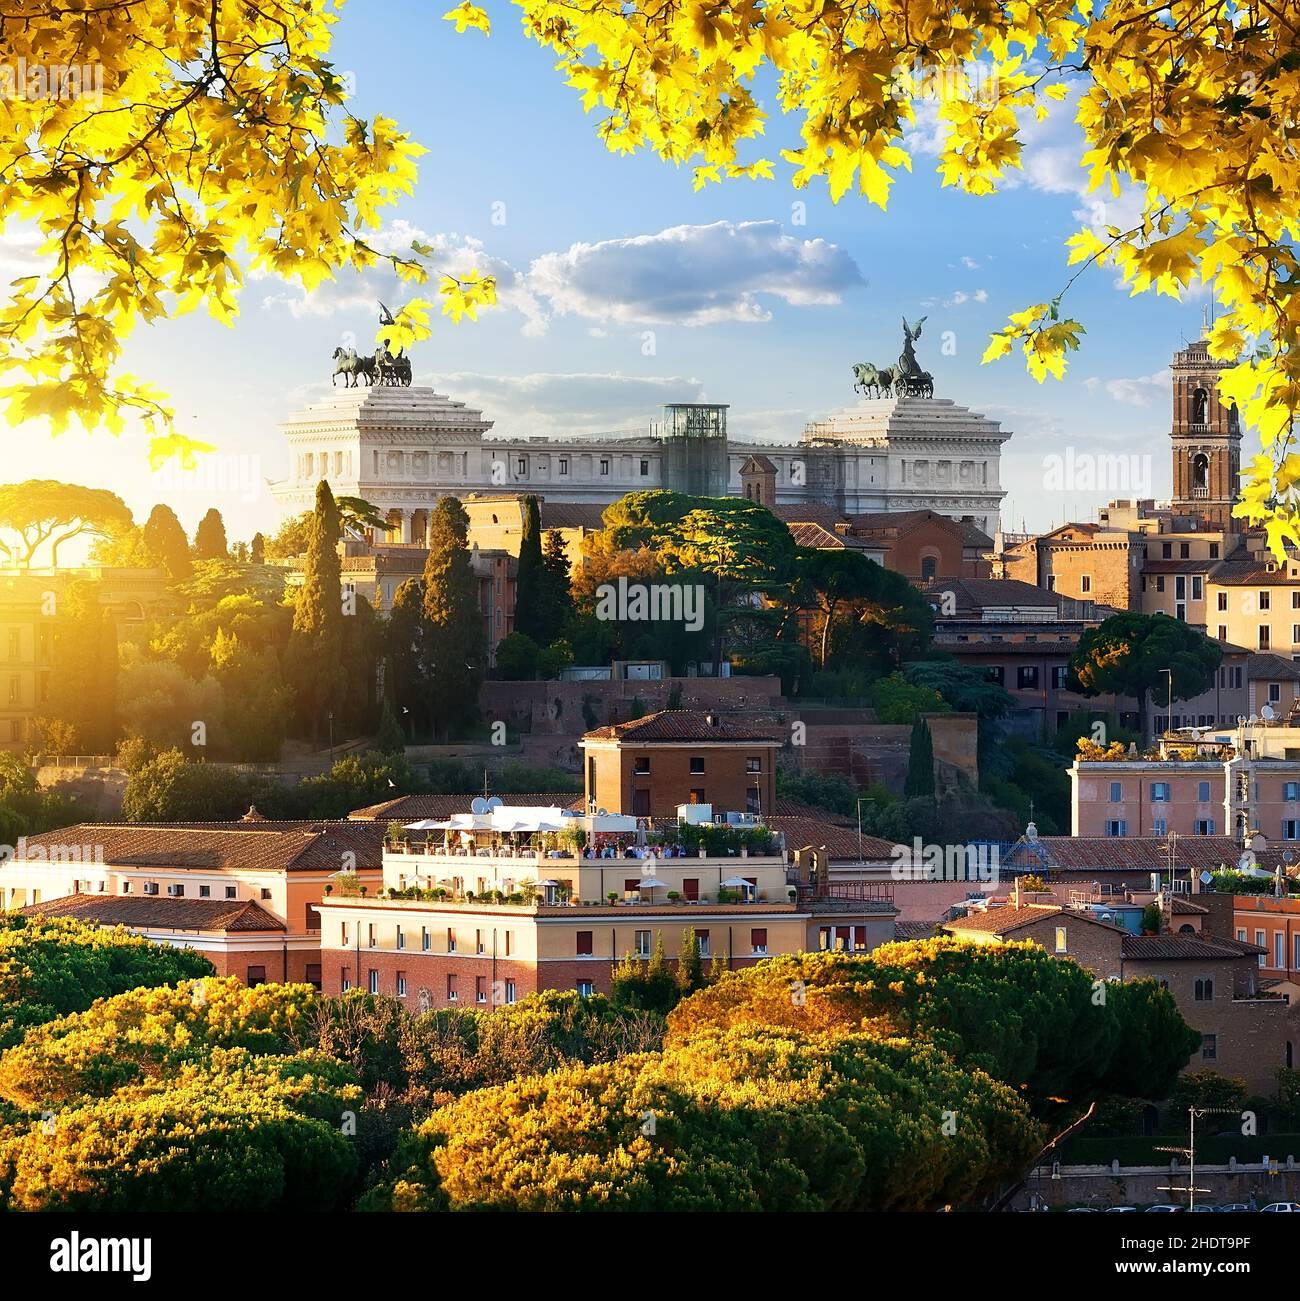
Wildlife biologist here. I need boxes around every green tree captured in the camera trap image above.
[210,629,290,761]
[121,749,256,822]
[0,482,132,568]
[286,482,345,745]
[871,672,951,725]
[513,495,546,643]
[539,529,575,644]
[192,507,229,561]
[1068,612,1223,740]
[494,631,539,681]
[422,498,484,741]
[904,719,935,799]
[678,928,705,993]
[141,503,193,580]
[250,532,266,566]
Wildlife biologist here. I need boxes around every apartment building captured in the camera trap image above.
[1,818,386,985]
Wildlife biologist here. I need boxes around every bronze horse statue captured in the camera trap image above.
[331,347,376,388]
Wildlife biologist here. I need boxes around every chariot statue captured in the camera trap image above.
[852,315,933,399]
[328,302,414,388]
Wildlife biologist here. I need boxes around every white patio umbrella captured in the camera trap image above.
[638,875,669,901]
[722,875,756,899]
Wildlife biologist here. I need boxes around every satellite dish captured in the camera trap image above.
[1238,850,1256,872]
[1199,870,1213,885]
[470,797,488,814]
[1286,850,1295,864]
[1249,714,1260,725]
[486,796,503,809]
[1263,705,1276,721]
[1190,727,1202,740]
[597,807,608,816]
[1238,715,1247,725]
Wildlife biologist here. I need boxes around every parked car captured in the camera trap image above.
[1217,1204,1252,1213]
[1259,1202,1300,1213]
[1189,1205,1218,1212]
[1066,1206,1100,1212]
[1144,1204,1184,1212]
[1105,1206,1138,1212]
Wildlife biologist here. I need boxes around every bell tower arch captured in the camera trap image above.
[1170,332,1241,529]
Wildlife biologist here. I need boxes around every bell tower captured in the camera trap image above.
[1169,330,1241,530]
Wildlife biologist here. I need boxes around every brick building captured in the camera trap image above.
[579,710,782,818]
[942,901,1284,1093]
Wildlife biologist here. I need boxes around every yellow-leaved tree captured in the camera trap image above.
[7,1,1300,552]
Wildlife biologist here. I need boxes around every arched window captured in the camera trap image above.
[1192,452,1209,490]
[920,553,939,582]
[1192,387,1208,425]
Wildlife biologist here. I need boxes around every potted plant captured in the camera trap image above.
[607,891,619,905]
[667,890,681,903]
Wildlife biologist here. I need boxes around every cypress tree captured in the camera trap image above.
[678,927,704,992]
[538,528,574,645]
[141,504,192,580]
[905,717,936,799]
[286,481,344,744]
[250,532,265,565]
[514,495,545,641]
[423,497,484,741]
[193,507,228,560]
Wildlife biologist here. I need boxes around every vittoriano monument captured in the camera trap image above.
[330,302,413,388]
[852,316,934,399]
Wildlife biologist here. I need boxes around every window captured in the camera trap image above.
[247,965,267,987]
[696,930,711,958]
[143,882,159,896]
[689,756,705,774]
[1051,666,1068,689]
[634,756,650,774]
[505,979,517,1004]
[199,885,211,898]
[639,459,649,476]
[1260,626,1272,650]
[396,926,405,950]
[558,456,569,476]
[576,980,595,997]
[341,922,350,946]
[166,883,184,897]
[421,926,430,952]
[516,457,526,475]
[689,787,706,804]
[1201,1033,1218,1062]
[1218,625,1228,641]
[260,888,272,900]
[396,971,407,998]
[635,930,651,958]
[576,930,593,956]
[7,676,18,704]
[225,885,236,899]
[341,970,351,992]
[1109,781,1123,803]
[447,974,458,1002]
[475,976,487,1004]
[1151,782,1170,802]
[1198,781,1211,802]
[599,458,610,475]
[751,928,768,955]
[1294,933,1300,971]
[683,878,699,901]
[986,666,1005,685]
[1105,819,1127,837]
[1080,575,1092,593]
[1218,591,1229,611]
[1194,819,1216,835]
[1192,576,1203,600]
[746,756,762,773]
[1017,665,1039,689]
[447,928,457,953]
[1161,542,1172,559]
[1271,682,1283,703]
[1262,591,1272,610]
[1257,929,1267,969]
[475,929,485,955]
[368,970,379,995]
[1211,543,1220,559]
[367,923,376,948]
[1237,928,1248,943]
[1277,933,1286,969]
[1194,976,1215,1001]
[1054,927,1067,954]
[1156,576,1165,593]
[1181,543,1191,559]
[1151,818,1168,836]
[121,881,131,894]
[504,931,513,957]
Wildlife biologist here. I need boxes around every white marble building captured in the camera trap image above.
[271,384,1009,540]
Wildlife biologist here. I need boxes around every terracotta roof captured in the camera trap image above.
[769,815,897,861]
[1209,554,1300,586]
[787,522,879,551]
[944,903,1128,937]
[769,502,852,531]
[924,577,1065,611]
[1122,934,1266,960]
[19,893,286,932]
[348,792,583,821]
[1247,653,1300,681]
[1004,835,1291,873]
[582,710,785,743]
[1169,897,1210,914]
[14,821,386,873]
[894,920,939,941]
[1143,559,1218,574]
[739,453,777,474]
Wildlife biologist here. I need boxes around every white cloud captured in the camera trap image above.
[1083,368,1171,408]
[260,218,861,336]
[526,220,864,327]
[944,288,989,307]
[960,255,981,270]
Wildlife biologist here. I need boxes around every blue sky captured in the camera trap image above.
[7,3,1225,545]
